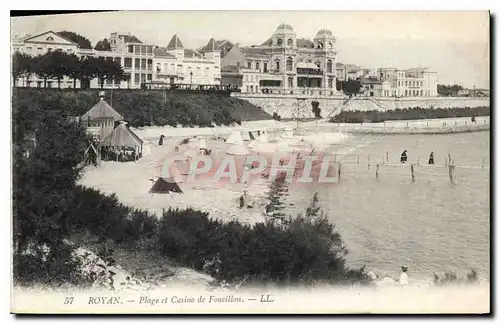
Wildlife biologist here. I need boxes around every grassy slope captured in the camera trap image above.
[13,88,272,127]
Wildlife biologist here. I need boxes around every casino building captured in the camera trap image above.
[220,23,338,96]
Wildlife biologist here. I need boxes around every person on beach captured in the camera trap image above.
[428,152,435,165]
[399,266,409,288]
[158,135,165,146]
[400,150,408,163]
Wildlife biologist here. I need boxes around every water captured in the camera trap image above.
[281,131,490,282]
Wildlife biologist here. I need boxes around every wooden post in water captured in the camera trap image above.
[448,163,454,182]
[417,156,420,166]
[386,151,389,164]
[357,156,360,165]
[368,156,370,170]
[411,164,415,183]
[337,162,341,181]
[376,164,379,179]
[448,153,452,167]
[482,158,484,170]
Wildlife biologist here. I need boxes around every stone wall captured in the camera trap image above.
[231,93,490,119]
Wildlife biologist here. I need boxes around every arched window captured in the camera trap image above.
[256,62,260,70]
[156,63,161,72]
[46,36,54,41]
[287,38,293,47]
[316,62,321,70]
[317,42,323,49]
[286,57,293,71]
[328,42,333,49]
[275,59,280,72]
[247,61,252,69]
[327,60,332,73]
[277,38,283,46]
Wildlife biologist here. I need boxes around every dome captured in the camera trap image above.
[276,23,293,32]
[316,29,333,37]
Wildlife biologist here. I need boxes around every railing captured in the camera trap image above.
[297,68,323,76]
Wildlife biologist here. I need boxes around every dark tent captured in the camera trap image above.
[149,177,183,194]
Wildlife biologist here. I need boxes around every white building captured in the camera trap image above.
[11,31,221,89]
[378,67,438,97]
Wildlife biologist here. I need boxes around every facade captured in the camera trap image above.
[378,67,438,97]
[12,31,221,89]
[220,24,338,96]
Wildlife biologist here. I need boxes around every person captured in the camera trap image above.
[158,134,165,146]
[428,152,435,165]
[471,115,476,123]
[400,150,408,163]
[239,196,245,208]
[399,266,409,288]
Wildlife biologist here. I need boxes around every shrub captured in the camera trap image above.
[433,269,479,286]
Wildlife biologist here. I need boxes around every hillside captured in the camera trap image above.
[12,88,272,127]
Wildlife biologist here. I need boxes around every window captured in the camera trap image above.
[114,57,121,65]
[317,42,323,49]
[286,57,293,71]
[147,74,152,81]
[134,73,139,84]
[141,73,146,83]
[47,48,52,52]
[256,62,260,70]
[128,45,134,53]
[327,60,332,73]
[288,77,293,88]
[147,59,153,71]
[106,78,112,85]
[277,38,283,46]
[247,61,252,69]
[37,47,43,51]
[141,58,146,70]
[205,67,209,76]
[46,36,54,41]
[124,58,132,68]
[275,59,280,72]
[264,62,268,72]
[287,39,293,47]
[134,45,141,54]
[316,62,321,69]
[328,42,333,49]
[405,81,408,86]
[134,58,140,69]
[141,46,146,55]
[147,46,153,55]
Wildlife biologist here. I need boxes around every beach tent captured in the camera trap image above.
[149,177,183,194]
[226,131,244,145]
[241,131,251,141]
[198,136,207,149]
[281,127,295,139]
[226,144,250,156]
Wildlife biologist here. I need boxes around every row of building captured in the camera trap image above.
[11,24,439,97]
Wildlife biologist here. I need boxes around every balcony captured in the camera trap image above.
[297,68,323,76]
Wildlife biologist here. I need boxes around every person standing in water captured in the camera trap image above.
[399,266,409,287]
[400,150,408,163]
[428,152,435,165]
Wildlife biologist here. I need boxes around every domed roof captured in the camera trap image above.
[316,29,333,37]
[276,23,293,32]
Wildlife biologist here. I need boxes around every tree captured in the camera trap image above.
[65,54,82,88]
[57,31,92,49]
[311,100,322,118]
[264,175,290,222]
[48,50,74,88]
[34,53,55,88]
[343,79,362,97]
[12,93,88,253]
[12,52,29,86]
[94,38,111,51]
[93,57,125,89]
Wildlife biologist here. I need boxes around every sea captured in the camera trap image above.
[281,130,490,282]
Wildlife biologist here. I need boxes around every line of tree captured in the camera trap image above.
[437,84,465,96]
[336,79,362,97]
[12,50,128,89]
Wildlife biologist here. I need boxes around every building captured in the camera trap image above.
[220,23,338,96]
[12,31,221,89]
[378,67,438,97]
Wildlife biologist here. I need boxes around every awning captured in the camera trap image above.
[306,63,319,70]
[296,61,307,69]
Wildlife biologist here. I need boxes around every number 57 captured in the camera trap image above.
[64,297,74,305]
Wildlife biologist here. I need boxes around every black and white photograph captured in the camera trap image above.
[9,10,490,314]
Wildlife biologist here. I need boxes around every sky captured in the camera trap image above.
[10,11,490,88]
